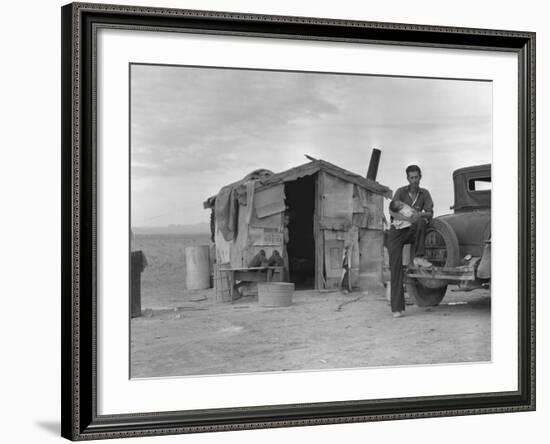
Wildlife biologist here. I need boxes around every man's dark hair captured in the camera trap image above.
[406,165,422,177]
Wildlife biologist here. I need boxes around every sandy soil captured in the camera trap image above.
[130,286,491,378]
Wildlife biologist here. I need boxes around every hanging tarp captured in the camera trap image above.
[244,180,255,224]
[214,186,239,241]
[214,228,231,264]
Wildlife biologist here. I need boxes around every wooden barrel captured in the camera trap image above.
[185,246,210,290]
[213,264,231,303]
[258,282,294,307]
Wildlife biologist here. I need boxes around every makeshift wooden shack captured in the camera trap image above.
[203,159,392,300]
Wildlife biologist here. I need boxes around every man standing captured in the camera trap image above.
[387,165,433,318]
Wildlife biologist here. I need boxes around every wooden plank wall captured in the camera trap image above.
[316,171,387,290]
[214,171,386,293]
[324,236,344,288]
[359,229,385,290]
[229,200,285,268]
[314,173,324,289]
[319,172,354,230]
[359,191,385,290]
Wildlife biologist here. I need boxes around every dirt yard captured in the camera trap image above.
[130,286,491,378]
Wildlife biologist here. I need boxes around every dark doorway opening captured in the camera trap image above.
[285,175,316,289]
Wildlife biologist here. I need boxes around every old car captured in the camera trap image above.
[405,164,491,306]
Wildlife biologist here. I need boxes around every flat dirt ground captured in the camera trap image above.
[130,286,491,378]
[131,233,491,378]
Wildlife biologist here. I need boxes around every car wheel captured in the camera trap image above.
[408,218,460,306]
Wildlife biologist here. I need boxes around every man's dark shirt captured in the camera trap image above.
[391,186,434,220]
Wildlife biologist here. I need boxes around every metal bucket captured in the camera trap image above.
[185,246,210,290]
[258,282,294,307]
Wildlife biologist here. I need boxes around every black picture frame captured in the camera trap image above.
[61,2,536,440]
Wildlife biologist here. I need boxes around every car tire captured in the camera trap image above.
[408,218,460,306]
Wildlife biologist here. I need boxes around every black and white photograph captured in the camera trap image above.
[2,0,544,443]
[129,64,492,378]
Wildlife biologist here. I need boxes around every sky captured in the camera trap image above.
[130,64,492,227]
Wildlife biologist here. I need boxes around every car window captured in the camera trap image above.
[468,177,491,192]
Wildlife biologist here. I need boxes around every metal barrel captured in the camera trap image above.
[185,246,211,290]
